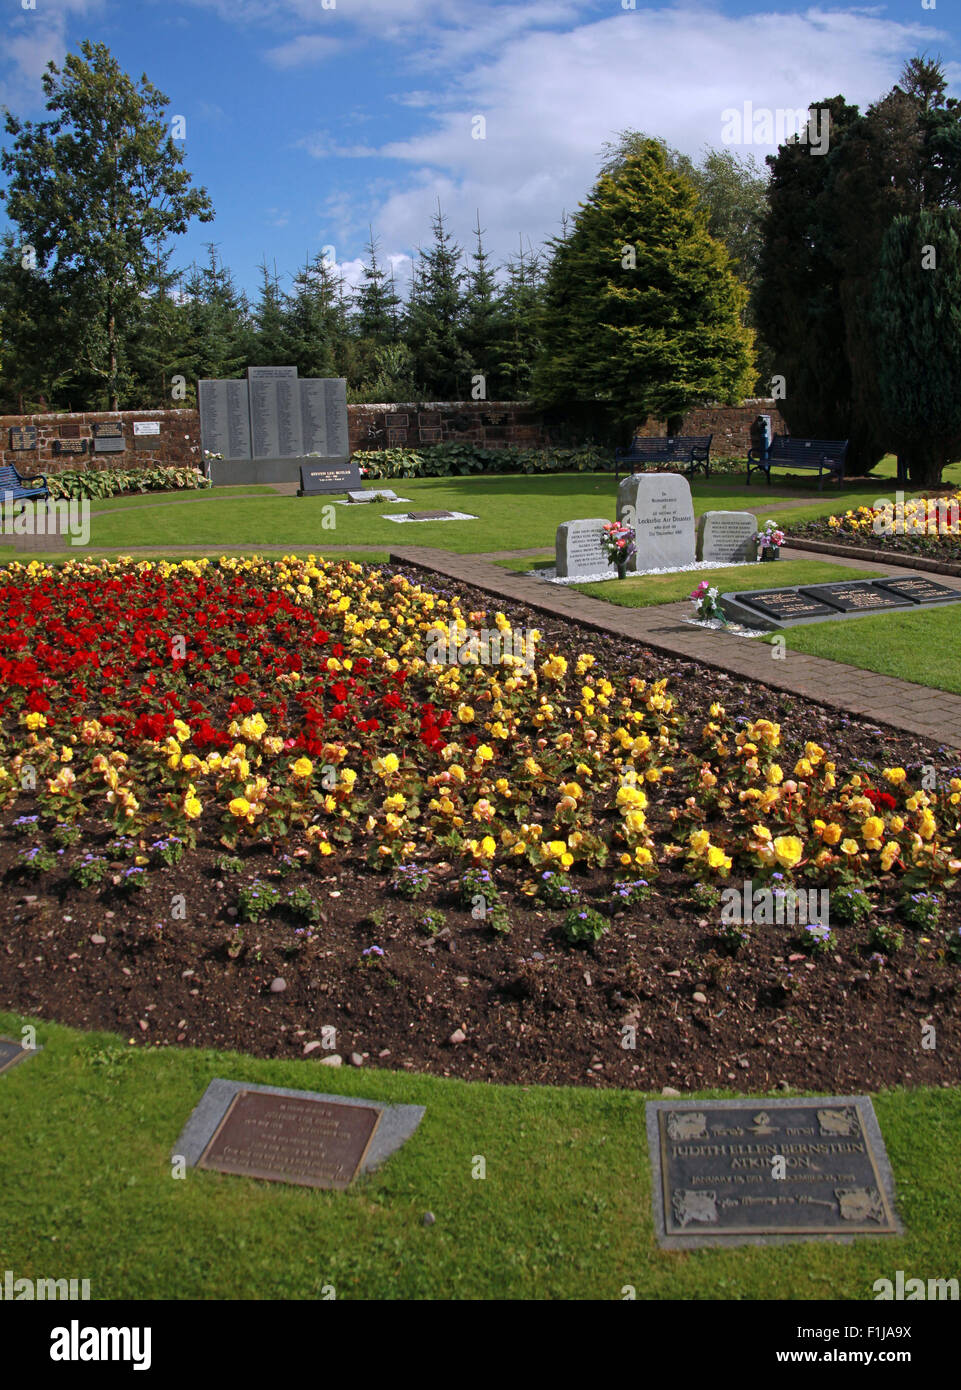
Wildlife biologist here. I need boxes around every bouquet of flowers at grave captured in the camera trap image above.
[602,521,636,572]
[755,520,785,552]
[690,580,725,622]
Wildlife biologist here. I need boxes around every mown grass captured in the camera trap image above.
[0,1012,955,1301]
[766,605,961,696]
[571,561,887,609]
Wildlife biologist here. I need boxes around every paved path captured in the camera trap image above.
[388,544,961,746]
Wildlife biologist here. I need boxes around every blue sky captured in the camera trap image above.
[1,0,957,300]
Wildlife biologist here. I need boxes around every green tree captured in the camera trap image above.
[405,202,469,398]
[250,259,293,366]
[175,245,252,391]
[0,40,213,408]
[496,236,544,400]
[871,209,961,485]
[285,251,351,379]
[459,213,506,400]
[535,140,755,434]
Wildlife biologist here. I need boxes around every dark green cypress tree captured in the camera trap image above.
[404,202,469,398]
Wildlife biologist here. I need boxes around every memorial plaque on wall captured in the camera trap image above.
[59,423,82,439]
[198,379,253,459]
[418,412,441,427]
[94,436,126,454]
[134,436,163,451]
[8,427,37,451]
[248,366,304,459]
[386,414,409,430]
[53,439,87,456]
[299,379,329,456]
[92,422,124,439]
[197,1089,381,1190]
[419,427,442,443]
[323,379,349,458]
[646,1097,899,1248]
[387,429,408,446]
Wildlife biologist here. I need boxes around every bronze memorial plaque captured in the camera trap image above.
[196,1089,382,1189]
[0,1037,36,1075]
[647,1097,899,1248]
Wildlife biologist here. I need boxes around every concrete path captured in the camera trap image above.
[388,543,961,747]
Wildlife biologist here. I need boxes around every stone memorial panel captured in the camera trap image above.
[299,380,329,456]
[732,588,841,622]
[419,427,442,444]
[197,1089,381,1190]
[387,429,408,445]
[386,414,409,429]
[697,510,757,564]
[53,439,87,456]
[59,424,82,439]
[92,422,123,438]
[323,379,349,458]
[872,575,961,606]
[133,421,161,436]
[247,367,303,459]
[799,581,912,614]
[134,436,163,451]
[408,510,456,520]
[198,379,253,460]
[647,1096,899,1248]
[616,472,695,571]
[299,458,362,495]
[555,518,612,579]
[93,437,126,454]
[9,427,37,451]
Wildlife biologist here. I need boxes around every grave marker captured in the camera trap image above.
[616,472,695,571]
[555,518,612,578]
[697,510,757,564]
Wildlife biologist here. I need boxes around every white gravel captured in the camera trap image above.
[537,558,764,585]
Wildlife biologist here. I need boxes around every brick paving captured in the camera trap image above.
[388,543,961,748]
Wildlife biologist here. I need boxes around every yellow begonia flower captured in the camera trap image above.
[292,757,314,778]
[882,767,907,785]
[840,838,860,856]
[228,797,252,818]
[862,816,884,841]
[773,835,803,868]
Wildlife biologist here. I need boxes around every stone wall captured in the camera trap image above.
[1,398,787,476]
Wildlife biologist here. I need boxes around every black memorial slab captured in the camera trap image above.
[299,459,362,495]
[799,581,913,613]
[734,588,840,622]
[9,426,37,451]
[872,575,961,605]
[647,1096,899,1248]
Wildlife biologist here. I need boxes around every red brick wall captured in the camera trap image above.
[2,399,787,474]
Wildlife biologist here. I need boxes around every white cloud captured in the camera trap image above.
[305,7,953,272]
[265,34,341,69]
[0,0,106,115]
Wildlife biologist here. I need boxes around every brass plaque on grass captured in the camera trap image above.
[196,1089,381,1189]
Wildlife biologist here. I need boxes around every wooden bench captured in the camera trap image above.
[747,436,847,490]
[614,434,712,482]
[0,462,50,502]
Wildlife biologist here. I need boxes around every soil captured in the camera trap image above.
[2,565,959,1094]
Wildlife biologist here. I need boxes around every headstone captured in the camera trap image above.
[248,366,303,459]
[696,510,757,564]
[616,472,695,572]
[555,518,613,578]
[9,426,37,451]
[872,575,961,605]
[0,1037,41,1075]
[299,458,363,495]
[198,379,253,459]
[173,1078,425,1191]
[646,1096,900,1249]
[798,581,913,614]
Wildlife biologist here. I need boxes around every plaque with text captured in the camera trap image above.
[134,435,163,450]
[386,414,409,429]
[872,575,961,605]
[9,427,38,451]
[92,422,124,439]
[299,379,329,455]
[323,379,349,458]
[647,1097,899,1247]
[387,429,408,446]
[199,379,253,460]
[799,582,911,613]
[93,436,126,454]
[53,439,87,456]
[299,458,362,495]
[248,369,304,459]
[735,588,840,622]
[197,1089,381,1189]
[418,412,441,427]
[419,427,442,443]
[59,423,82,439]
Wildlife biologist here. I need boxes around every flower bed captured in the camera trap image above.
[791,492,961,561]
[1,555,959,1088]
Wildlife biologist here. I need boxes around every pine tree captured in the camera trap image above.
[250,259,293,366]
[404,202,469,398]
[459,214,505,401]
[497,237,544,400]
[176,245,252,389]
[535,140,755,433]
[285,251,350,378]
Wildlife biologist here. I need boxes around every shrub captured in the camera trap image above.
[356,442,610,480]
[46,466,209,501]
[561,905,608,945]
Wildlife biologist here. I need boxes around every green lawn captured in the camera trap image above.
[1,1012,955,1301]
[767,604,961,696]
[554,560,886,609]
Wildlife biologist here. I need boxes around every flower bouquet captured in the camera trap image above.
[755,519,785,560]
[603,521,636,579]
[690,580,726,623]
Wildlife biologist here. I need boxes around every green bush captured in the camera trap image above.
[46,466,210,500]
[355,442,611,480]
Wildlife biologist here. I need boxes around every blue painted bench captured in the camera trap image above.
[614,434,712,482]
[0,462,50,502]
[747,436,847,490]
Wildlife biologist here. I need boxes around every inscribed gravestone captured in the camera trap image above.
[299,459,362,495]
[323,379,349,458]
[730,588,841,623]
[616,472,695,571]
[798,581,912,614]
[873,575,961,605]
[646,1096,899,1249]
[697,510,757,564]
[555,518,612,578]
[299,379,329,455]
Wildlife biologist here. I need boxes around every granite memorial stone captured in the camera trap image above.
[616,472,695,572]
[248,366,304,459]
[198,379,253,459]
[299,459,362,495]
[728,588,843,624]
[873,575,961,605]
[9,426,37,451]
[798,581,913,614]
[555,518,612,578]
[697,510,757,564]
[647,1096,900,1249]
